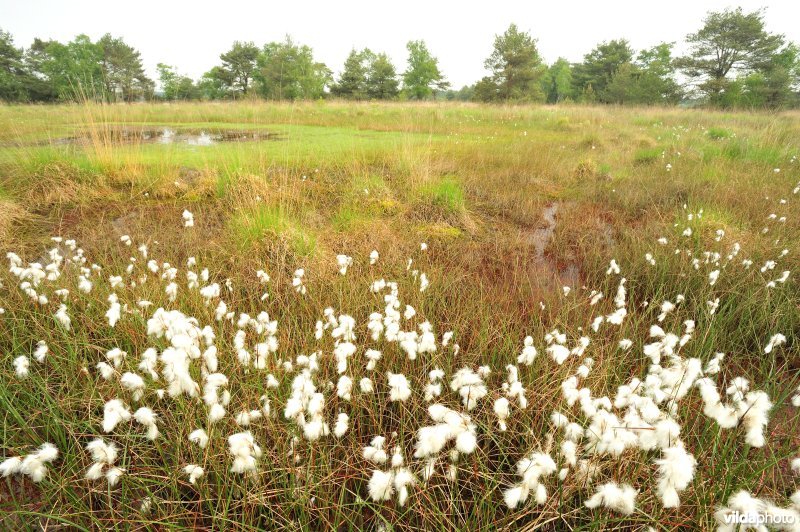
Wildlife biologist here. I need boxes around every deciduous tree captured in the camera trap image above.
[402,40,447,100]
[0,29,29,101]
[157,63,198,100]
[542,58,573,103]
[255,37,331,100]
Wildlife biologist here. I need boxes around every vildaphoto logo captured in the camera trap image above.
[723,511,796,526]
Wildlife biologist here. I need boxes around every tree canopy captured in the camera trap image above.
[331,49,372,100]
[572,39,635,99]
[477,24,545,102]
[157,63,199,101]
[254,37,331,100]
[218,41,259,95]
[402,40,448,100]
[678,7,785,103]
[0,7,798,108]
[11,33,152,101]
[331,49,400,100]
[541,58,573,103]
[0,29,34,101]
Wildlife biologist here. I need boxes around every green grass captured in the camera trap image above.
[418,176,465,213]
[722,138,785,165]
[228,204,318,256]
[706,126,734,140]
[633,147,663,165]
[331,204,373,231]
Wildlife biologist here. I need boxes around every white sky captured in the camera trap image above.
[2,0,799,89]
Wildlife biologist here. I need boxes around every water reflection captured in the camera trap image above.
[18,127,281,148]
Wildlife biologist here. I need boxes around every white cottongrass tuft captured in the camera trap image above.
[517,336,537,365]
[184,464,204,485]
[292,269,307,295]
[493,397,510,431]
[414,404,478,461]
[102,399,132,433]
[334,412,349,438]
[121,372,146,402]
[189,428,209,449]
[387,372,412,402]
[364,436,388,464]
[106,293,121,327]
[450,368,487,410]
[336,254,353,275]
[85,438,123,486]
[368,469,395,502]
[182,210,194,227]
[14,355,30,378]
[228,431,262,474]
[0,443,59,483]
[55,304,71,329]
[503,451,558,509]
[584,482,638,515]
[764,333,787,354]
[655,444,697,508]
[133,407,160,440]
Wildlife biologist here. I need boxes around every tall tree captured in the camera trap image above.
[603,43,683,105]
[602,62,640,104]
[402,40,448,100]
[26,35,104,99]
[719,44,800,109]
[755,44,800,108]
[542,58,573,103]
[481,24,545,102]
[24,34,151,101]
[0,29,29,101]
[255,37,331,100]
[572,39,634,100]
[331,49,371,99]
[366,52,399,99]
[219,41,260,95]
[157,63,179,99]
[632,43,683,104]
[677,7,784,103]
[157,63,198,100]
[473,76,499,102]
[97,34,153,101]
[198,66,231,100]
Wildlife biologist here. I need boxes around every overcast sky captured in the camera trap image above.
[2,1,799,88]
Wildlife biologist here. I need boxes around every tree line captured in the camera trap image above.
[1,7,798,108]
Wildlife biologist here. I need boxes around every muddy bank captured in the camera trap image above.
[525,202,582,288]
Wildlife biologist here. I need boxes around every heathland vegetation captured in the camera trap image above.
[0,99,799,529]
[1,7,799,108]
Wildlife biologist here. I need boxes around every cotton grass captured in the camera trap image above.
[1,177,799,530]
